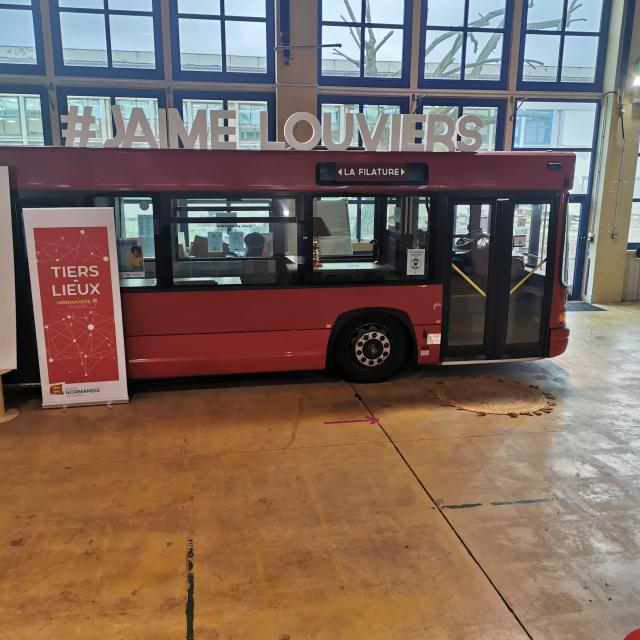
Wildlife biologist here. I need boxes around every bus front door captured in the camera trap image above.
[442,197,557,362]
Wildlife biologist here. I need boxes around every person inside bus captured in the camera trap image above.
[241,231,290,285]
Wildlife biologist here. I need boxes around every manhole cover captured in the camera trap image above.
[436,376,555,416]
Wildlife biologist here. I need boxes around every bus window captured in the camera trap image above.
[312,195,430,283]
[92,195,157,288]
[170,197,299,286]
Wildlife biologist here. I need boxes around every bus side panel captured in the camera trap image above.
[121,285,443,379]
[126,330,330,378]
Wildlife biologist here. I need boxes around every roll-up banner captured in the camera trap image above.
[0,167,16,373]
[23,208,129,408]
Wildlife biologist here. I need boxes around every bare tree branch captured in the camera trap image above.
[375,29,394,53]
[332,47,359,67]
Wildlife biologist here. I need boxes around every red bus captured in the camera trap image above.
[2,147,574,384]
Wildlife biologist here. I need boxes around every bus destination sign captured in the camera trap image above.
[316,162,428,185]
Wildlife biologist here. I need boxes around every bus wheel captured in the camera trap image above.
[334,315,408,383]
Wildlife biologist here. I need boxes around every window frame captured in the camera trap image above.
[0,0,46,75]
[517,0,612,91]
[169,0,275,84]
[317,0,413,88]
[167,193,300,289]
[49,0,164,79]
[512,98,601,299]
[418,96,507,150]
[56,86,167,145]
[173,90,276,148]
[317,95,410,149]
[511,99,601,194]
[0,83,52,145]
[418,0,515,90]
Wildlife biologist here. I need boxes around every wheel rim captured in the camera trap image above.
[349,323,392,368]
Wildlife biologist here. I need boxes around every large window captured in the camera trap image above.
[318,97,407,150]
[0,0,43,74]
[420,0,513,88]
[419,99,506,150]
[51,0,162,78]
[319,0,411,86]
[171,0,274,82]
[519,0,611,90]
[513,101,598,194]
[58,89,164,147]
[629,154,640,249]
[312,195,430,284]
[0,89,48,145]
[514,100,599,298]
[176,93,273,150]
[170,197,299,286]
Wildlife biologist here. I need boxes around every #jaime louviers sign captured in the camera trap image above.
[61,106,485,153]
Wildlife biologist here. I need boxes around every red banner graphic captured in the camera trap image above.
[34,226,118,384]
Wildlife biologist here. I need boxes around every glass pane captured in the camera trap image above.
[364,28,402,78]
[468,0,506,27]
[178,0,220,14]
[225,0,266,18]
[564,201,582,292]
[227,100,268,149]
[59,0,103,7]
[507,203,551,346]
[526,0,563,30]
[182,99,223,149]
[448,203,492,346]
[66,96,111,146]
[179,18,221,71]
[322,0,357,22]
[362,104,400,150]
[225,21,267,73]
[424,29,463,80]
[110,14,155,69]
[561,35,598,83]
[60,12,108,67]
[566,0,603,31]
[115,97,159,147]
[572,152,592,194]
[462,106,497,150]
[171,198,298,287]
[109,0,152,9]
[367,0,404,24]
[634,156,640,200]
[0,93,44,145]
[514,102,597,149]
[0,8,37,65]
[629,202,640,245]
[425,0,465,27]
[513,108,552,147]
[422,105,458,151]
[313,197,356,258]
[464,31,503,81]
[321,103,358,147]
[522,34,560,82]
[322,25,361,76]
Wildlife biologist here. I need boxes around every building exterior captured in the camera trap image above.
[0,0,638,301]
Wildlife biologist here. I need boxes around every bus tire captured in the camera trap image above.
[333,314,408,383]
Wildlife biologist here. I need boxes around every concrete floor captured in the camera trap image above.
[2,303,640,640]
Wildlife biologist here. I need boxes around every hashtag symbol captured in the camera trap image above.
[61,106,97,147]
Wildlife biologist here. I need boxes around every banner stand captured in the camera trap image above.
[0,370,19,423]
[23,208,129,408]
